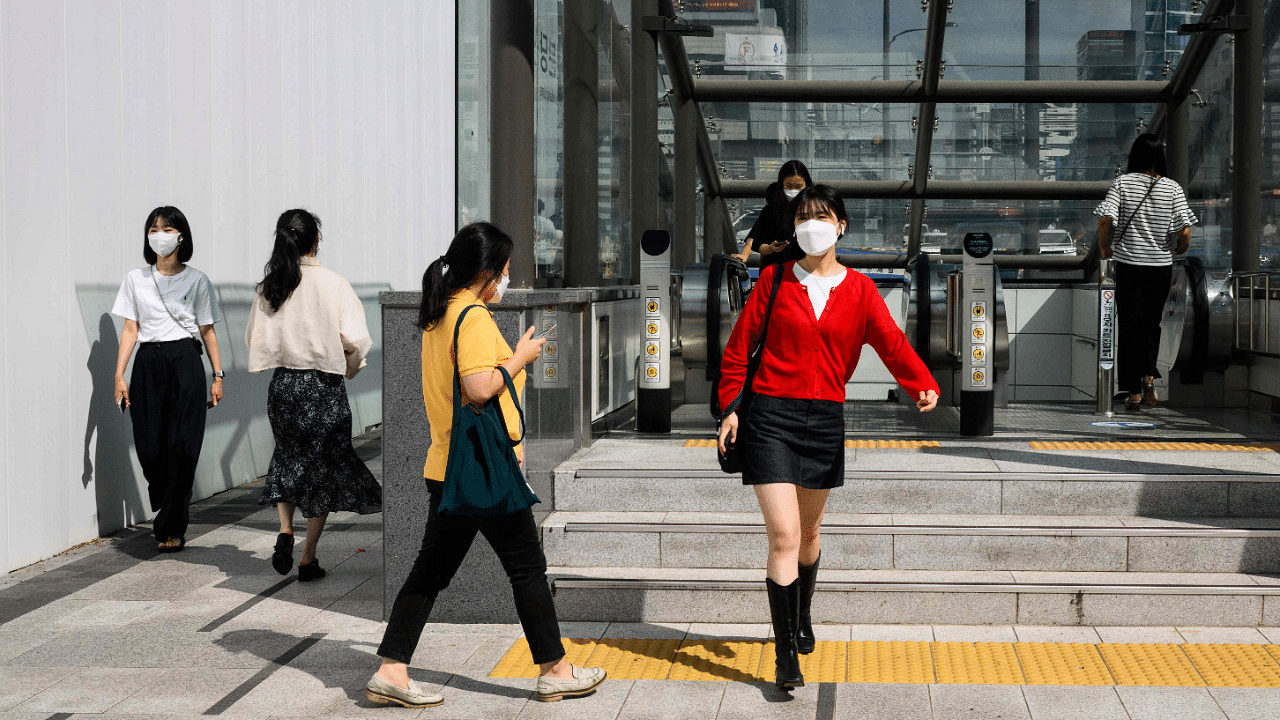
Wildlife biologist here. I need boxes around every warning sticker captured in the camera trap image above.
[971,347,986,364]
[542,362,559,382]
[646,298,660,316]
[971,324,987,342]
[971,369,987,387]
[645,342,659,357]
[643,362,660,383]
[971,301,987,321]
[646,321,660,338]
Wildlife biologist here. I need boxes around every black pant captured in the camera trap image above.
[378,480,565,665]
[1115,261,1173,395]
[130,339,207,542]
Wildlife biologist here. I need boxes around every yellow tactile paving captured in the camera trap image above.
[1181,644,1280,688]
[492,638,1280,686]
[581,637,682,680]
[1015,642,1114,686]
[845,439,942,449]
[683,439,719,448]
[1096,643,1204,686]
[668,639,764,682]
[1030,440,1280,451]
[847,641,935,684]
[490,637,598,678]
[932,642,1026,685]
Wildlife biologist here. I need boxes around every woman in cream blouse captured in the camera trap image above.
[245,208,383,581]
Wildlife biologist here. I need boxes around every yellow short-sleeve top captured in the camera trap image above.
[421,288,525,481]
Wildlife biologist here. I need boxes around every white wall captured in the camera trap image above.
[1,0,455,574]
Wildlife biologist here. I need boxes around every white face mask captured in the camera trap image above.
[493,273,511,301]
[794,219,842,256]
[148,231,181,258]
[783,188,801,200]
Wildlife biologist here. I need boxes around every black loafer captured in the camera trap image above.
[298,559,325,582]
[272,533,295,575]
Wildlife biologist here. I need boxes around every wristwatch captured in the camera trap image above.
[212,371,225,379]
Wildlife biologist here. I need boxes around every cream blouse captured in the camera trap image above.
[245,256,372,379]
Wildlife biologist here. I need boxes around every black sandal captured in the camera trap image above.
[157,537,185,553]
[298,559,326,582]
[272,533,295,575]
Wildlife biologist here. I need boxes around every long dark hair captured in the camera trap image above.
[143,206,194,265]
[1126,133,1168,176]
[418,222,514,330]
[767,159,815,213]
[258,209,321,312]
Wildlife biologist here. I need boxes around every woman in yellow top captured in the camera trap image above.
[368,223,605,709]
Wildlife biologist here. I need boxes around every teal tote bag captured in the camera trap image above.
[438,305,541,516]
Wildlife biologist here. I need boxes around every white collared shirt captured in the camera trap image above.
[245,256,373,379]
[792,263,848,322]
[112,265,223,342]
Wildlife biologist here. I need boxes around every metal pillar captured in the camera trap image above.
[1234,0,1263,274]
[673,71,698,269]
[704,194,726,261]
[882,0,892,252]
[563,0,599,287]
[1096,258,1116,415]
[490,0,536,287]
[1166,98,1190,189]
[630,0,659,284]
[1022,0,1040,253]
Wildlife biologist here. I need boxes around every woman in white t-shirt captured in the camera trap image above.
[112,206,225,553]
[1095,134,1197,411]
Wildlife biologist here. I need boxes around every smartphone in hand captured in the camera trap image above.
[119,396,127,414]
[537,323,557,339]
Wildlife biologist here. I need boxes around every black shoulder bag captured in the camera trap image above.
[712,263,785,474]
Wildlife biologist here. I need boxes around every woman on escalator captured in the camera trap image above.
[735,159,814,267]
[716,185,939,690]
[1095,133,1196,411]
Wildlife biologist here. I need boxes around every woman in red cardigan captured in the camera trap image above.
[716,185,939,690]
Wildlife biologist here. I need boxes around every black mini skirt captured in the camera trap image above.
[741,393,845,489]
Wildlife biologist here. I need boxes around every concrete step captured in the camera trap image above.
[554,468,1280,517]
[546,566,1280,626]
[541,512,1280,574]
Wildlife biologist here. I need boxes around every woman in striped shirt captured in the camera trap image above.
[1094,133,1196,411]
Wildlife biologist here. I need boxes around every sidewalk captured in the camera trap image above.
[3,430,1280,719]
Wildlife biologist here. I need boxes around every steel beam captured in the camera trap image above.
[905,0,952,257]
[1166,98,1190,188]
[630,0,660,283]
[562,0,599,287]
[719,179,1111,201]
[691,79,1170,105]
[490,0,536,287]
[1234,0,1263,273]
[746,252,1093,271]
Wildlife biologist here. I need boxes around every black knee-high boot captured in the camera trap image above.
[766,578,804,689]
[796,553,820,654]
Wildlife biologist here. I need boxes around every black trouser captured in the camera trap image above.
[129,339,207,543]
[377,480,565,665]
[1115,261,1173,395]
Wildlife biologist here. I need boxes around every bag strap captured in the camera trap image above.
[150,269,201,340]
[715,264,786,419]
[1113,175,1159,246]
[451,304,527,445]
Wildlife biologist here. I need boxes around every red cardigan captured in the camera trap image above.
[717,263,939,410]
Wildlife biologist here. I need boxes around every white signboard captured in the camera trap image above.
[1099,288,1116,370]
[724,33,786,67]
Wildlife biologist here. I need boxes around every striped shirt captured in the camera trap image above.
[1094,173,1197,266]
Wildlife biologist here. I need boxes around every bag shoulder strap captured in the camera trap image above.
[451,305,525,443]
[752,261,787,355]
[150,268,200,340]
[714,264,787,420]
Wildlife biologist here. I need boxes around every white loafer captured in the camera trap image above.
[366,672,443,708]
[535,664,606,702]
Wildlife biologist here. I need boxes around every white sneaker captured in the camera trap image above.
[366,672,443,708]
[535,664,606,702]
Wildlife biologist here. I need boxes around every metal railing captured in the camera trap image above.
[1233,271,1280,356]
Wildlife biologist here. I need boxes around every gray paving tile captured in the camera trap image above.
[556,622,610,640]
[48,600,169,630]
[197,628,324,670]
[932,625,1019,643]
[616,679,726,720]
[0,666,79,711]
[517,677,634,720]
[1257,626,1280,643]
[14,667,153,714]
[714,680,819,720]
[1176,627,1270,644]
[930,683,1031,720]
[108,669,255,715]
[429,673,533,720]
[0,630,57,663]
[407,631,510,672]
[1012,625,1103,644]
[1094,626,1186,644]
[1208,687,1280,720]
[1116,686,1227,720]
[848,624,934,642]
[602,623,689,640]
[7,627,217,668]
[307,602,386,634]
[831,683,932,720]
[1021,685,1128,720]
[214,665,352,717]
[686,623,769,640]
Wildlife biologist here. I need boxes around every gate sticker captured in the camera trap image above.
[971,369,987,387]
[971,324,987,342]
[646,321,660,338]
[543,342,557,359]
[643,362,660,383]
[646,298,660,316]
[972,347,986,364]
[645,342,659,357]
[971,301,987,321]
[542,363,559,383]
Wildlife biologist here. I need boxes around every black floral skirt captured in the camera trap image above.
[259,368,383,518]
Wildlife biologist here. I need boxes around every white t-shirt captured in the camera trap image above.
[792,264,848,322]
[112,266,223,342]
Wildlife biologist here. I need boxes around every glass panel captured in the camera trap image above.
[534,0,565,282]
[600,0,632,281]
[1188,37,1234,269]
[456,0,490,228]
